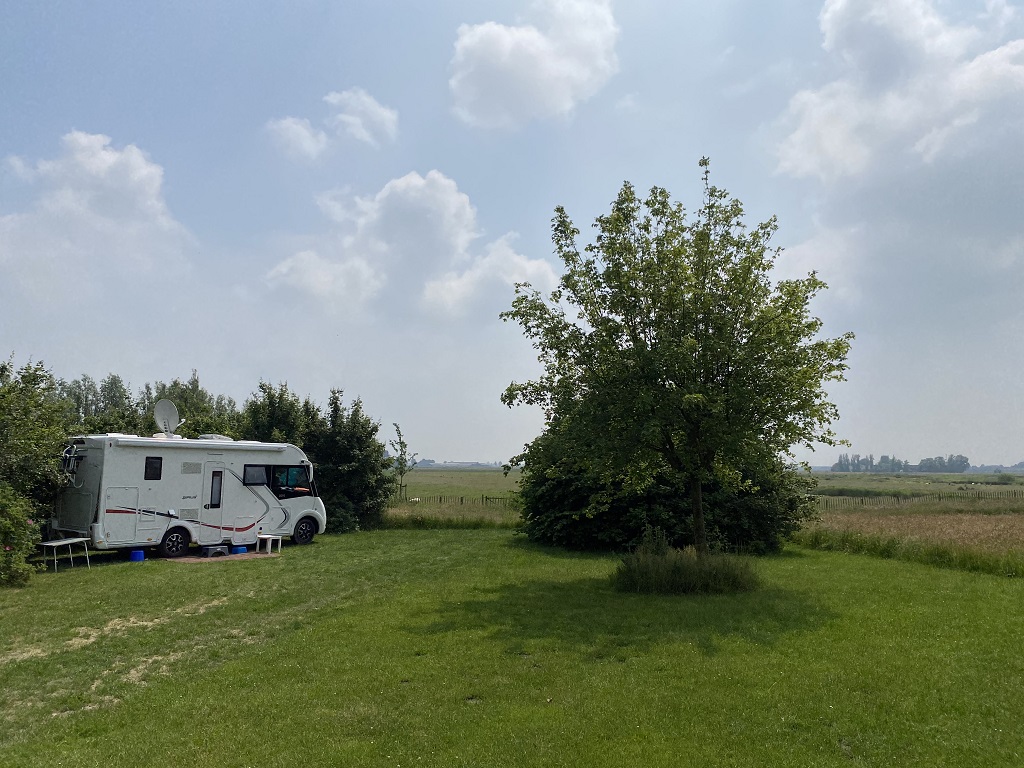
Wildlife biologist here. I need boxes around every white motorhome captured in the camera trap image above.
[53,432,327,556]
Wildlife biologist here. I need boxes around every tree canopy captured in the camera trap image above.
[502,162,853,554]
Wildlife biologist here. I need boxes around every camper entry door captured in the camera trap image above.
[200,462,225,545]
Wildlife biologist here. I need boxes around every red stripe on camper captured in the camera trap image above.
[198,522,257,532]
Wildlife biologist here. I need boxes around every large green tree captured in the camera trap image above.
[502,162,852,555]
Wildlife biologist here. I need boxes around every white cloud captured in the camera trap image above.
[0,131,193,300]
[777,0,1024,180]
[267,87,398,161]
[267,171,555,318]
[266,117,329,160]
[449,0,619,129]
[266,249,384,306]
[423,235,558,317]
[323,88,399,147]
[774,224,865,306]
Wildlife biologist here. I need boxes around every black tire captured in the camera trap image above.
[159,528,191,558]
[292,517,317,545]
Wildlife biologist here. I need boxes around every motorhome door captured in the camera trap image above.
[200,462,225,545]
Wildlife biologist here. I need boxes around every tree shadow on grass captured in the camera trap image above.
[413,574,834,658]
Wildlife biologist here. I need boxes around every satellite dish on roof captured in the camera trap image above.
[154,399,185,437]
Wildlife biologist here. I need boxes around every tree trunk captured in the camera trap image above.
[690,478,709,556]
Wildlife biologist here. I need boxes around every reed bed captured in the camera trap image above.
[811,509,1024,555]
[383,500,520,529]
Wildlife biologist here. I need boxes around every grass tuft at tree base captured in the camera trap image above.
[612,526,760,594]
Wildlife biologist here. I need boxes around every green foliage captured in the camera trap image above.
[793,526,1024,577]
[516,414,817,553]
[0,483,41,587]
[59,369,241,437]
[306,390,396,532]
[151,371,241,437]
[0,357,71,506]
[389,423,418,499]
[502,163,852,554]
[613,525,760,594]
[59,373,145,434]
[241,381,319,444]
[918,454,971,473]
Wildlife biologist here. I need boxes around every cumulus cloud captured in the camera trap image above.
[0,131,193,300]
[777,0,1024,180]
[266,117,329,160]
[449,0,619,129]
[267,87,398,160]
[324,88,399,147]
[266,249,384,305]
[423,235,558,316]
[267,170,556,317]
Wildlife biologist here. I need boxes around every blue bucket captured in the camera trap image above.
[231,546,247,555]
[129,550,145,562]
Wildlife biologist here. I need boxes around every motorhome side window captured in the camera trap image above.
[210,470,223,509]
[243,464,314,500]
[144,457,163,481]
[243,465,268,485]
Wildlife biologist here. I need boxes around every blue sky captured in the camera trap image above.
[3,0,1024,465]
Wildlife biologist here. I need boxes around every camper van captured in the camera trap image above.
[53,431,328,557]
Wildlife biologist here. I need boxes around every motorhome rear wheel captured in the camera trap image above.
[160,528,191,558]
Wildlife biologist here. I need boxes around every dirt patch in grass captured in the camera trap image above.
[817,511,1024,555]
[0,645,48,665]
[169,552,280,564]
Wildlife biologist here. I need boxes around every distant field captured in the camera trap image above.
[800,472,1024,573]
[402,466,520,498]
[386,467,522,528]
[812,471,1023,497]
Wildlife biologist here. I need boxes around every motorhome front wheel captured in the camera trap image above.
[292,518,317,545]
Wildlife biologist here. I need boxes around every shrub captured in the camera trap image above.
[517,428,815,554]
[305,391,396,533]
[0,483,41,587]
[613,526,760,594]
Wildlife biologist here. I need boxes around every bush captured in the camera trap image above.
[306,391,396,533]
[517,427,815,553]
[613,526,760,594]
[0,484,41,587]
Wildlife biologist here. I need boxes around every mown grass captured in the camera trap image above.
[3,530,1024,766]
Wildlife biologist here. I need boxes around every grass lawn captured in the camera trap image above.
[3,531,1023,767]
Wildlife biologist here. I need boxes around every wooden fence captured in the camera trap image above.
[405,495,516,507]
[814,488,1024,510]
